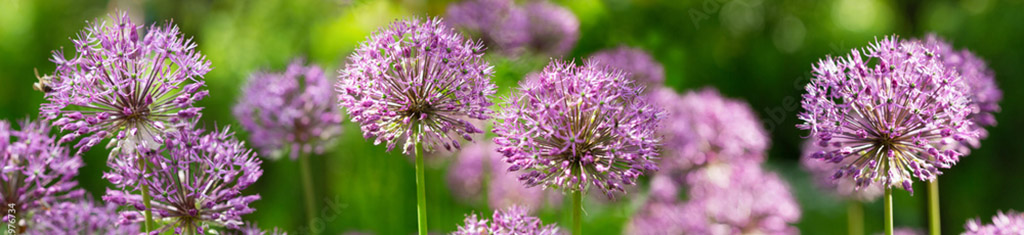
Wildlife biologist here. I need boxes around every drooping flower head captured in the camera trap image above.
[801,139,884,201]
[797,35,975,193]
[452,206,562,235]
[494,60,663,198]
[446,0,529,55]
[28,199,139,235]
[0,119,84,225]
[964,211,1024,235]
[523,1,579,57]
[103,122,262,232]
[652,87,768,174]
[337,18,497,155]
[679,162,801,234]
[447,141,559,210]
[41,11,211,154]
[588,46,665,88]
[918,34,1001,148]
[234,59,343,160]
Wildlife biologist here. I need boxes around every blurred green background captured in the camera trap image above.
[1,0,1022,234]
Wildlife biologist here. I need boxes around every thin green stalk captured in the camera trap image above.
[137,156,155,233]
[848,201,863,235]
[572,189,582,235]
[885,188,893,235]
[929,180,940,235]
[414,140,428,235]
[299,153,316,228]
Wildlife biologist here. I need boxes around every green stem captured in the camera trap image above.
[414,140,428,235]
[929,180,940,235]
[299,153,317,229]
[848,200,863,235]
[884,188,893,235]
[572,189,582,235]
[137,156,155,233]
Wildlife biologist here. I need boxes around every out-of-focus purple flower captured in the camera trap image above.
[234,59,343,160]
[445,0,529,55]
[651,87,768,174]
[679,162,801,234]
[337,18,496,155]
[40,11,211,154]
[28,199,138,235]
[0,119,84,224]
[588,46,665,88]
[447,141,559,210]
[801,139,884,201]
[624,200,687,235]
[494,60,663,198]
[452,206,562,235]
[103,122,262,232]
[523,1,579,57]
[228,222,287,235]
[964,211,1024,235]
[797,35,976,193]
[918,34,1001,150]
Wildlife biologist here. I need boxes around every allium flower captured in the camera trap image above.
[28,199,139,235]
[624,200,686,235]
[452,206,562,235]
[964,211,1024,235]
[918,34,1001,148]
[652,87,768,173]
[103,122,262,232]
[523,1,579,57]
[679,162,801,234]
[493,60,662,197]
[797,35,976,192]
[337,18,496,154]
[0,119,84,223]
[446,0,529,55]
[801,139,884,201]
[447,141,558,210]
[40,12,211,154]
[588,47,665,88]
[234,59,343,160]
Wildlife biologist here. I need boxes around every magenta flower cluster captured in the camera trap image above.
[40,12,211,154]
[0,119,84,223]
[801,139,884,201]
[28,199,139,235]
[453,206,562,235]
[235,60,343,160]
[588,46,666,88]
[337,18,497,155]
[964,211,1024,235]
[446,0,579,56]
[798,35,976,193]
[493,60,662,197]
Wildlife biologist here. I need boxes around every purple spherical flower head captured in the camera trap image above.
[234,59,343,160]
[797,35,976,193]
[918,34,1002,149]
[801,139,884,201]
[40,11,211,154]
[523,1,579,57]
[651,87,768,174]
[446,0,529,55]
[103,122,262,232]
[453,206,562,235]
[337,18,497,155]
[680,162,801,234]
[493,60,663,198]
[447,141,559,210]
[588,46,665,88]
[0,119,85,225]
[964,211,1024,235]
[28,199,139,235]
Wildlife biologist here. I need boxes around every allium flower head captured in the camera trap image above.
[918,34,1001,148]
[680,162,801,234]
[964,211,1024,235]
[1,119,84,223]
[28,199,139,235]
[337,17,497,155]
[41,11,211,154]
[801,139,884,201]
[234,59,343,160]
[447,141,558,210]
[453,206,562,235]
[797,35,976,193]
[652,87,768,173]
[446,0,529,55]
[523,1,579,57]
[103,122,262,232]
[588,46,665,88]
[493,60,663,197]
